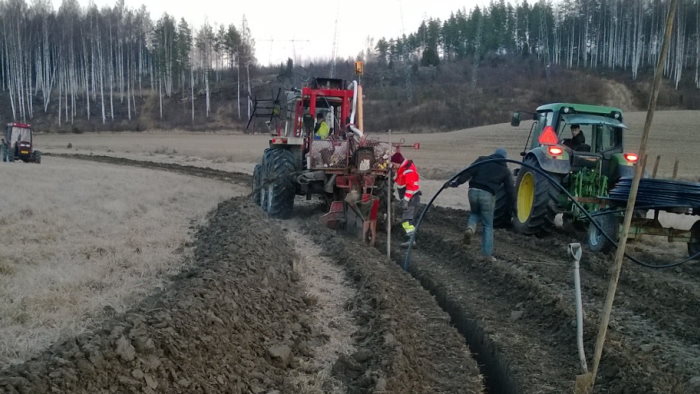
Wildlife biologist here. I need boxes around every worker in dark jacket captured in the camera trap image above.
[449,148,515,261]
[563,124,586,151]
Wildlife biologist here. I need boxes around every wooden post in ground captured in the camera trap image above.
[672,158,679,179]
[576,0,678,392]
[652,155,661,178]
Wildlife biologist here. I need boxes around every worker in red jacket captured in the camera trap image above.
[391,152,421,246]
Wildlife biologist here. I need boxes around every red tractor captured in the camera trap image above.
[251,76,398,244]
[3,123,41,163]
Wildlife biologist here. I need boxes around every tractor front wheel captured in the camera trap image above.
[260,148,297,218]
[688,221,700,260]
[587,211,619,253]
[513,157,561,235]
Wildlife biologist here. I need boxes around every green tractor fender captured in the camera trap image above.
[525,147,571,175]
[607,153,636,184]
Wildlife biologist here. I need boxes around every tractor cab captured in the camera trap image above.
[3,123,41,163]
[556,114,628,176]
[517,104,636,183]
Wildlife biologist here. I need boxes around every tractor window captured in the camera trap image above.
[10,127,31,145]
[557,123,592,150]
[595,125,621,152]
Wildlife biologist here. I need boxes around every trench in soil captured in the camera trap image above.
[386,248,517,394]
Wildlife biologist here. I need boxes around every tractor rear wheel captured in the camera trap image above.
[493,184,513,228]
[252,164,262,205]
[513,157,562,235]
[587,211,619,253]
[31,151,41,164]
[688,221,700,260]
[260,148,297,217]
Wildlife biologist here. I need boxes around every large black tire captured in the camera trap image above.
[587,211,619,253]
[260,148,297,218]
[688,221,700,260]
[493,184,513,228]
[31,150,41,164]
[513,157,562,235]
[252,164,262,205]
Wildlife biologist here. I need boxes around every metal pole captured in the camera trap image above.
[569,243,588,374]
[583,0,678,392]
[387,130,392,258]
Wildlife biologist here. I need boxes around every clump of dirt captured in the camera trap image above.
[0,197,311,393]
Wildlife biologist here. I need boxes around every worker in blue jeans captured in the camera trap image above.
[449,148,514,261]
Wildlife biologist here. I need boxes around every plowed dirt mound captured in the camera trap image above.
[0,198,309,393]
[0,195,484,393]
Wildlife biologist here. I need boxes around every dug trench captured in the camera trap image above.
[393,205,699,393]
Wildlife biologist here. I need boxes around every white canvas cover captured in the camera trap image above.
[8,127,31,148]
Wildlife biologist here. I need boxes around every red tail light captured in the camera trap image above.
[538,126,558,145]
[623,153,639,163]
[548,146,564,156]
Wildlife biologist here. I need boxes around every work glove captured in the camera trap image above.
[448,180,460,188]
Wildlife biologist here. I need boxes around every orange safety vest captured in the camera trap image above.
[394,160,420,201]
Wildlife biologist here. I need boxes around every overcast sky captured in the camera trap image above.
[53,0,491,65]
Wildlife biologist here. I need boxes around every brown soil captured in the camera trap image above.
[0,188,483,393]
[405,205,700,393]
[2,155,698,393]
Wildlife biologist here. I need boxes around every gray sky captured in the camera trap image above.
[54,0,491,65]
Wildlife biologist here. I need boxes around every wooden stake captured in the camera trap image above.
[652,155,661,178]
[580,0,678,392]
[672,158,679,179]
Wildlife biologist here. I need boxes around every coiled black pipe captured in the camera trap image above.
[403,158,700,271]
[608,177,700,209]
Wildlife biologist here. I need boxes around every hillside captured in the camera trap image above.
[1,59,698,133]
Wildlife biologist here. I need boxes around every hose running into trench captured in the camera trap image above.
[402,158,700,271]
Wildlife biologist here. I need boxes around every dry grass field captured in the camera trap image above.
[36,110,700,212]
[37,111,700,178]
[0,157,240,367]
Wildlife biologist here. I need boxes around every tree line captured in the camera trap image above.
[372,0,699,89]
[0,0,255,124]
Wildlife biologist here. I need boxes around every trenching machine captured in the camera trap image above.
[250,72,416,245]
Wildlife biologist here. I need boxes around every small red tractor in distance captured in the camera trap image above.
[251,76,407,244]
[3,122,41,163]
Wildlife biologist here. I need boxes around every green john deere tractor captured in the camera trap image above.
[510,103,639,242]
